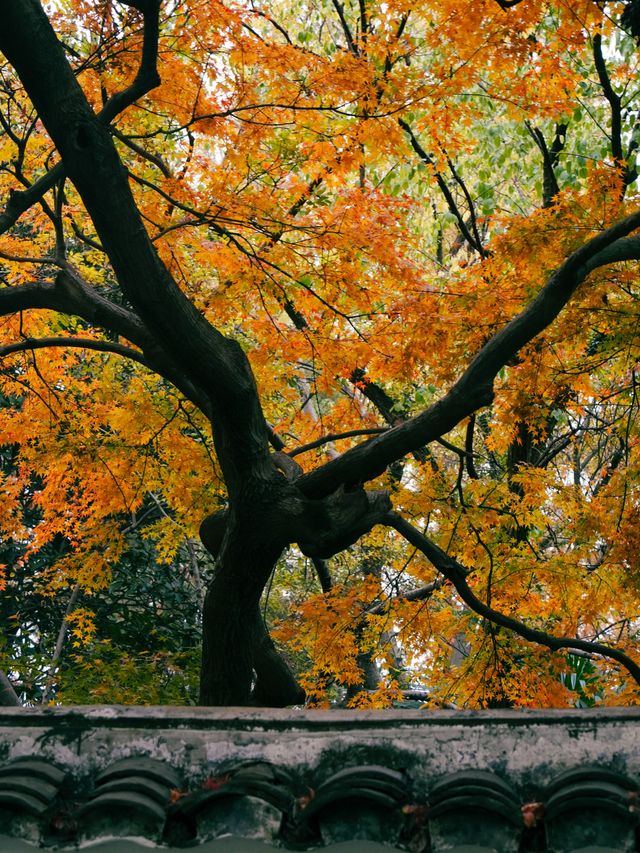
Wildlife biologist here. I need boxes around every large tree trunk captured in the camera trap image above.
[198,472,392,705]
[198,473,307,706]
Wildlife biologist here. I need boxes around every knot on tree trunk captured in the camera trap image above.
[296,486,392,559]
[199,508,227,557]
[199,484,392,561]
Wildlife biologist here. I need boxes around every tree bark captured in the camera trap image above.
[0,670,20,707]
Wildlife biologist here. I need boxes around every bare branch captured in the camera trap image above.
[40,582,79,705]
[288,427,388,458]
[367,574,451,616]
[593,33,623,166]
[399,118,487,257]
[331,0,358,55]
[112,126,171,178]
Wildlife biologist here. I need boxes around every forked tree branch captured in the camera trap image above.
[0,0,161,237]
[0,163,64,236]
[0,271,212,417]
[0,0,274,497]
[399,118,487,257]
[299,212,640,498]
[99,0,161,124]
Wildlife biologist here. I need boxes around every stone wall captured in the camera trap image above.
[0,706,638,851]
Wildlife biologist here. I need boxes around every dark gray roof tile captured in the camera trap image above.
[315,797,406,846]
[0,774,58,803]
[0,758,65,787]
[77,791,168,842]
[0,789,50,815]
[192,792,283,843]
[89,774,172,805]
[94,757,181,789]
[544,766,637,852]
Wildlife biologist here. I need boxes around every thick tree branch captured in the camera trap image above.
[0,270,150,350]
[526,122,566,207]
[299,210,640,498]
[312,557,333,593]
[385,512,640,685]
[201,485,392,563]
[0,335,148,367]
[0,0,272,495]
[0,271,213,417]
[351,367,428,464]
[95,1,161,124]
[464,415,479,480]
[0,163,63,236]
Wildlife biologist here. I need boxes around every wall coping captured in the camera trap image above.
[2,704,640,730]
[1,706,640,850]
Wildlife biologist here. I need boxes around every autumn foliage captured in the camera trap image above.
[1,0,640,707]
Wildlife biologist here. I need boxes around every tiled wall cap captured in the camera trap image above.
[428,792,522,824]
[429,782,519,808]
[0,774,58,803]
[94,756,181,789]
[301,784,401,819]
[429,769,517,804]
[88,774,172,805]
[174,784,290,821]
[318,765,406,793]
[78,790,168,822]
[297,764,407,820]
[0,758,65,786]
[544,767,638,796]
[0,789,50,815]
[188,793,284,845]
[545,784,636,821]
[229,761,298,787]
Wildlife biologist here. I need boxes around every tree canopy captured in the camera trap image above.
[2,0,640,707]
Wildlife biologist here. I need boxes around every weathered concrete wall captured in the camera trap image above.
[0,705,638,798]
[0,707,639,851]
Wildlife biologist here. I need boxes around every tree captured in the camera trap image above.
[2,0,640,707]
